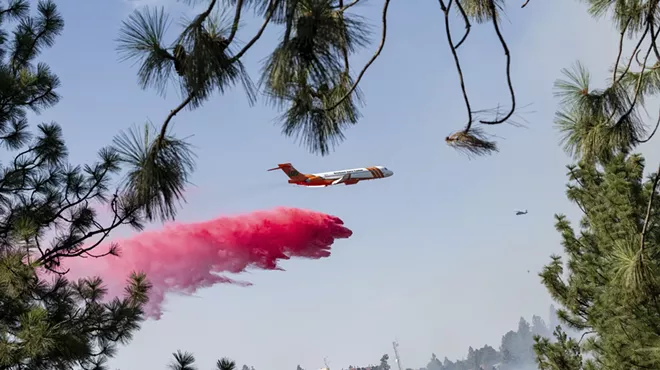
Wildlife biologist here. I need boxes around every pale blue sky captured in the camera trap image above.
[24,0,660,369]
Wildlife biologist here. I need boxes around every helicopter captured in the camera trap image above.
[515,209,528,215]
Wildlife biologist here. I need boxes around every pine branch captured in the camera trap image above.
[439,0,473,131]
[228,0,281,63]
[324,0,390,112]
[339,0,350,73]
[614,22,649,85]
[282,0,299,44]
[479,0,515,125]
[612,17,632,84]
[638,108,660,143]
[151,0,219,146]
[197,0,218,22]
[647,0,660,61]
[0,0,28,18]
[150,0,278,145]
[453,0,471,49]
[36,195,132,266]
[337,0,360,11]
[10,0,64,72]
[227,0,245,44]
[613,26,657,128]
[156,95,194,148]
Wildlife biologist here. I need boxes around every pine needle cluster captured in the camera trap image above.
[117,0,521,158]
[553,0,660,162]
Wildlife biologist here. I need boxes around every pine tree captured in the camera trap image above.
[0,0,194,269]
[426,354,443,370]
[0,0,196,368]
[535,0,660,368]
[168,350,236,370]
[534,327,582,370]
[0,253,150,369]
[117,0,520,159]
[378,354,390,370]
[535,152,660,369]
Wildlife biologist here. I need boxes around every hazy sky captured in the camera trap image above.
[24,0,660,369]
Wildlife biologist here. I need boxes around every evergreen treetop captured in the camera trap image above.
[0,0,198,368]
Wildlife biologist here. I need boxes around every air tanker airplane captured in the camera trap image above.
[268,163,394,187]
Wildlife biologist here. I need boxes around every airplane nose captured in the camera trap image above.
[385,169,393,177]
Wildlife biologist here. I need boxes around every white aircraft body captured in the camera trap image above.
[268,163,394,186]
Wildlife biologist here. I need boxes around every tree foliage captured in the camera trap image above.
[167,350,237,370]
[534,0,660,369]
[0,253,151,370]
[0,0,195,270]
[118,0,521,160]
[552,0,660,162]
[0,0,197,368]
[535,152,660,369]
[534,326,583,370]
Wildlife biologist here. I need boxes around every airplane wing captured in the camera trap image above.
[331,173,351,185]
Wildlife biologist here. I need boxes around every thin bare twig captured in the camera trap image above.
[614,22,650,85]
[635,49,645,67]
[638,108,660,143]
[439,0,473,130]
[325,0,390,111]
[154,0,219,145]
[157,94,194,147]
[197,0,218,23]
[339,0,360,11]
[227,0,245,44]
[613,17,633,83]
[453,0,471,49]
[339,0,350,72]
[479,0,516,125]
[521,0,530,7]
[578,330,596,345]
[229,0,281,63]
[650,21,660,62]
[648,0,660,61]
[614,26,658,128]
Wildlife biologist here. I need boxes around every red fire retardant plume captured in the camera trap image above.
[58,207,353,320]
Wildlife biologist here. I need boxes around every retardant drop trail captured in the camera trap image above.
[58,207,353,320]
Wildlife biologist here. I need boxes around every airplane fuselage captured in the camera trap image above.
[268,163,393,186]
[294,166,393,186]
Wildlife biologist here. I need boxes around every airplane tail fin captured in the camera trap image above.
[267,163,308,181]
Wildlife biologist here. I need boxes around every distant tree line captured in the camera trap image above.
[170,307,576,370]
[405,307,579,370]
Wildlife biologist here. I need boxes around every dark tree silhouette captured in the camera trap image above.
[168,350,237,370]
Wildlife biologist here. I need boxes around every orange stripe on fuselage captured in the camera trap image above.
[366,167,383,179]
